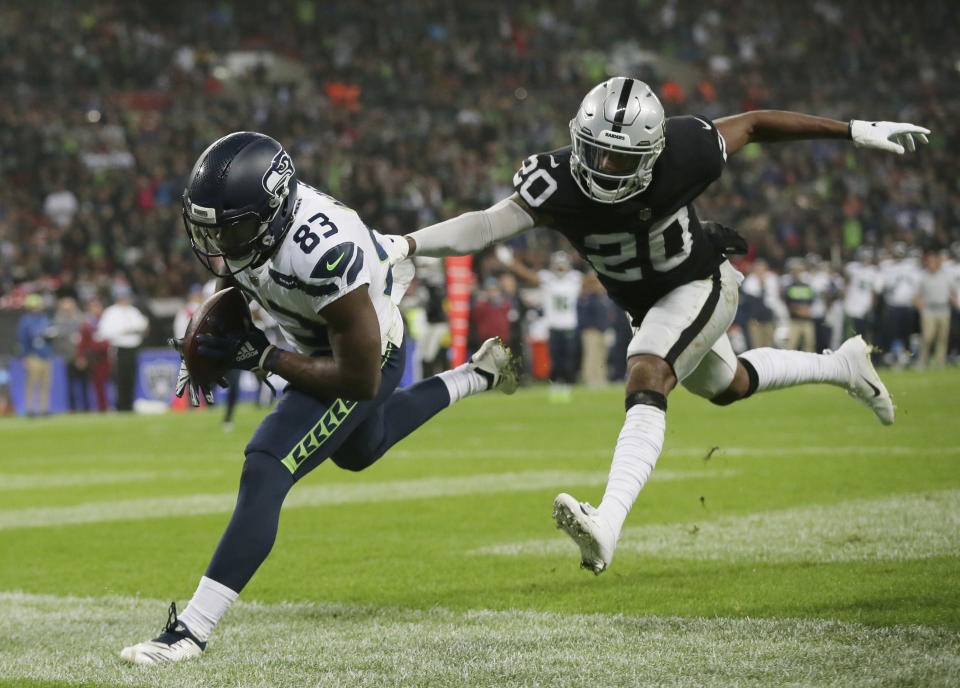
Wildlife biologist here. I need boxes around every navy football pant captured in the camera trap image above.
[205,339,451,592]
[549,328,579,384]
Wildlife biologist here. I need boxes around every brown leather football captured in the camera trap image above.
[182,286,253,386]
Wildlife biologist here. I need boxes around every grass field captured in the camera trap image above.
[1,367,959,687]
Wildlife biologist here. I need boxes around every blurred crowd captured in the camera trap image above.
[401,243,960,394]
[2,1,959,410]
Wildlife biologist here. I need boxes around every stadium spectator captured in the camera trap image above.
[469,277,514,350]
[97,286,149,412]
[16,294,53,416]
[51,296,88,412]
[1,0,954,307]
[76,298,110,412]
[914,251,954,368]
[42,177,79,229]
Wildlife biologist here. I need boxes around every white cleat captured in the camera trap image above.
[468,337,519,394]
[831,335,895,425]
[552,493,616,575]
[120,602,206,665]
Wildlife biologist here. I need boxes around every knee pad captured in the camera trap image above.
[624,390,668,412]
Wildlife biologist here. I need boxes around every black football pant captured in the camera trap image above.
[115,347,138,412]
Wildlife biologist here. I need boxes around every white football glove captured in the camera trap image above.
[169,337,223,407]
[175,358,215,407]
[850,120,930,154]
[372,230,410,266]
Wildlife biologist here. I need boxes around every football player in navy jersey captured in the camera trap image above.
[379,77,930,575]
[119,132,520,664]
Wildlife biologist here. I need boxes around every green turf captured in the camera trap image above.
[1,367,959,686]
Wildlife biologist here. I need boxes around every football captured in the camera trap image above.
[181,286,253,386]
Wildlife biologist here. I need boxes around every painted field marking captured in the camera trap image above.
[387,445,960,460]
[0,469,228,491]
[0,469,734,530]
[472,489,960,563]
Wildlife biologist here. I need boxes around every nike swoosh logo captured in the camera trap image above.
[861,375,881,397]
[694,116,711,130]
[326,253,345,270]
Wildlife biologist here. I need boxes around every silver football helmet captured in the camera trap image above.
[569,77,666,203]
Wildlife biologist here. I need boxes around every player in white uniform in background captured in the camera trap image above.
[803,254,838,352]
[880,243,921,365]
[844,247,882,343]
[499,247,583,400]
[120,132,518,665]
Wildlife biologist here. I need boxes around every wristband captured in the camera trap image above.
[258,344,280,372]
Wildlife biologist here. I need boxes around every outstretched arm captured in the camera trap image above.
[375,195,538,263]
[716,110,930,157]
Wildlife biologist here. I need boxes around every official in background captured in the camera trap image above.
[98,286,149,411]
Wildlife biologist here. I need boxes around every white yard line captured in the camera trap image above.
[0,469,733,530]
[0,591,956,688]
[0,469,228,491]
[387,445,960,460]
[472,489,960,563]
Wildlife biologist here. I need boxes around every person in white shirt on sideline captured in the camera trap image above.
[97,285,149,411]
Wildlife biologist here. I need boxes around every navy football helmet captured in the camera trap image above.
[183,132,299,276]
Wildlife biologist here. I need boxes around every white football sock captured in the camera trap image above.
[595,404,666,540]
[437,364,488,404]
[739,347,848,393]
[178,576,239,642]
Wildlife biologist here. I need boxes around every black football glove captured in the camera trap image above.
[196,327,278,378]
[702,221,749,257]
[168,337,225,407]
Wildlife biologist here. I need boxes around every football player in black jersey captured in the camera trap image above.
[379,77,929,575]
